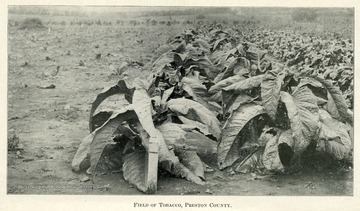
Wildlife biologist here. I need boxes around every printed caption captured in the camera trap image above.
[134,202,232,209]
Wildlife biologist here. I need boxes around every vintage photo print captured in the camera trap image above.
[1,0,359,210]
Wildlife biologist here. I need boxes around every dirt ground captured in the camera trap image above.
[7,23,353,196]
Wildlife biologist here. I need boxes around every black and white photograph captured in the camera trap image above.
[2,1,359,210]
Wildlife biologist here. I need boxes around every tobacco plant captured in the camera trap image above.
[72,24,353,193]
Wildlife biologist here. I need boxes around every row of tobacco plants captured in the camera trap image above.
[72,24,353,193]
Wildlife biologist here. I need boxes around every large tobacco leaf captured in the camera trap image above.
[232,129,295,174]
[315,77,353,125]
[259,129,296,171]
[174,149,205,181]
[185,131,217,158]
[153,44,174,59]
[182,83,209,108]
[213,56,239,84]
[217,103,266,169]
[151,51,176,75]
[262,132,284,172]
[221,56,244,80]
[223,93,255,115]
[261,68,285,120]
[95,144,124,173]
[137,123,204,185]
[122,148,147,192]
[211,50,231,69]
[167,98,221,140]
[160,87,175,105]
[187,55,218,80]
[181,76,208,99]
[261,128,296,172]
[317,109,352,160]
[209,75,245,95]
[132,90,204,185]
[156,122,187,148]
[280,86,319,156]
[160,161,205,185]
[132,88,157,137]
[326,95,342,121]
[90,107,137,175]
[297,77,328,106]
[91,111,113,131]
[89,80,134,132]
[72,133,94,172]
[222,75,263,92]
[208,92,222,103]
[177,116,213,139]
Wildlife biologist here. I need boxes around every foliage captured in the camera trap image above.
[244,27,354,108]
[73,22,353,193]
[72,75,218,192]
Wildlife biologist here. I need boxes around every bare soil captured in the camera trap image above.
[7,24,353,195]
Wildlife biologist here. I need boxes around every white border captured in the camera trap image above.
[1,1,359,211]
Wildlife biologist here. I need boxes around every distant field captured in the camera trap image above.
[8,7,354,39]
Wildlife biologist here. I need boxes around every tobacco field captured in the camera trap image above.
[7,7,353,195]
